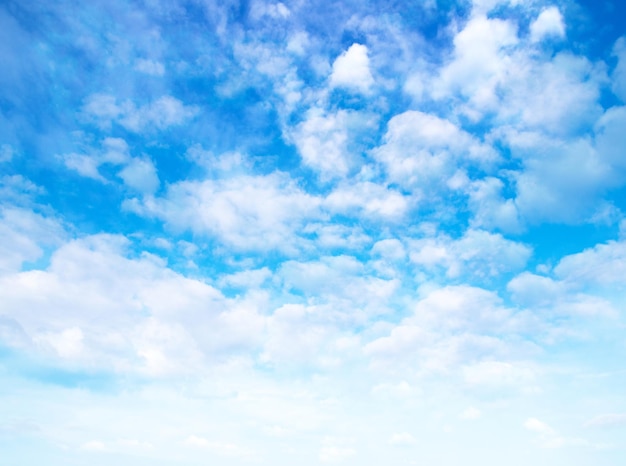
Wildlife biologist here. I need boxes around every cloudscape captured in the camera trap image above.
[1,0,625,464]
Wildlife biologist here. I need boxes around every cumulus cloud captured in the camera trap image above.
[364,285,524,375]
[466,177,523,233]
[0,234,270,374]
[408,229,532,279]
[126,172,322,253]
[324,181,410,220]
[432,15,519,112]
[278,255,399,316]
[553,238,626,288]
[291,109,352,177]
[530,7,566,43]
[373,110,497,191]
[3,1,626,463]
[330,43,375,93]
[0,207,65,274]
[290,109,377,179]
[62,138,160,194]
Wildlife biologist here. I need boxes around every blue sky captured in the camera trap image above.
[1,0,626,464]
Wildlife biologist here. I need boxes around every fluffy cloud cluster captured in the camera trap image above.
[2,0,626,464]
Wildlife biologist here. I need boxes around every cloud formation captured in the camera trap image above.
[2,0,626,464]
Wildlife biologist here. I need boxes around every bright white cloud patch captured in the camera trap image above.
[126,172,322,252]
[330,43,375,93]
[530,7,566,43]
[373,110,497,192]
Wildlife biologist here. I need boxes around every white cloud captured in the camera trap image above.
[371,238,406,261]
[330,43,374,93]
[126,172,322,252]
[134,58,165,76]
[82,94,198,132]
[470,0,525,16]
[121,96,199,131]
[287,31,309,56]
[505,135,611,224]
[0,207,65,274]
[432,15,518,112]
[261,303,333,367]
[278,256,399,314]
[364,285,523,375]
[522,417,596,449]
[324,181,410,220]
[374,110,496,191]
[63,153,106,181]
[507,272,565,307]
[133,317,205,376]
[218,267,272,289]
[507,271,618,319]
[412,286,512,333]
[0,234,269,374]
[82,94,123,124]
[290,109,377,179]
[595,106,626,176]
[62,138,160,195]
[35,326,84,359]
[467,177,523,233]
[62,137,133,183]
[496,53,605,136]
[292,109,351,177]
[302,223,372,250]
[463,361,536,391]
[250,1,290,20]
[612,38,626,102]
[530,7,566,43]
[117,157,160,195]
[408,229,531,279]
[554,239,626,288]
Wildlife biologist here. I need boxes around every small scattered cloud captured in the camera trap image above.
[330,43,375,93]
[530,7,566,43]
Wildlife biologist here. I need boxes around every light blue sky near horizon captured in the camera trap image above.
[1,0,626,464]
